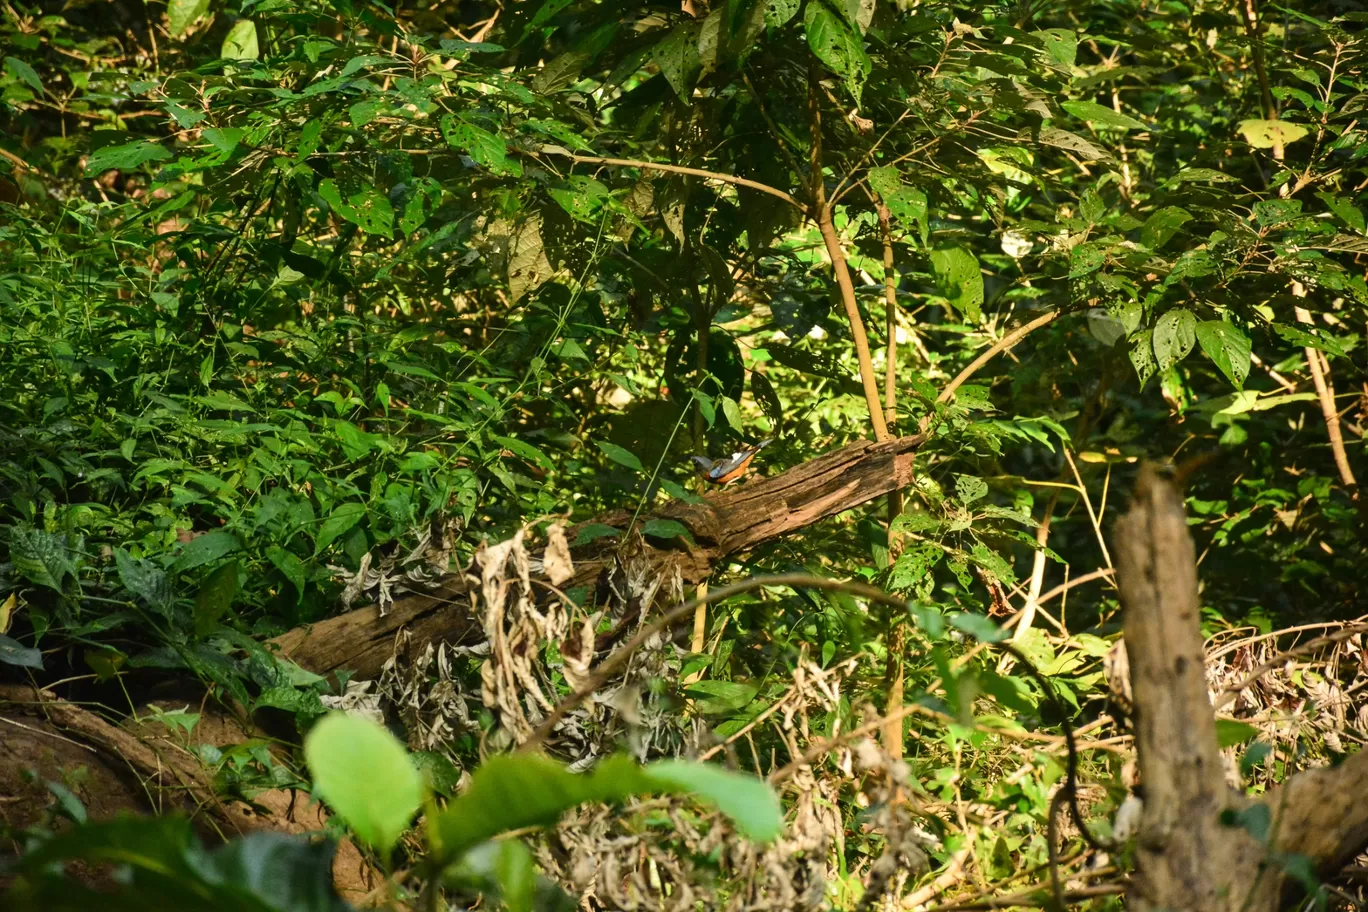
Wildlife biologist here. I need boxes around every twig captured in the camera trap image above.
[1296,305,1357,487]
[1061,447,1113,571]
[928,311,1065,422]
[531,148,802,210]
[1212,622,1368,712]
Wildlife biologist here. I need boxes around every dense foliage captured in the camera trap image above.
[2,0,1365,908]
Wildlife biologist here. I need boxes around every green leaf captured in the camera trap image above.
[492,435,554,472]
[1195,321,1251,389]
[1038,128,1112,162]
[765,0,801,27]
[315,503,366,555]
[653,20,702,102]
[304,713,426,856]
[643,760,784,842]
[1316,191,1366,234]
[0,633,43,669]
[193,561,239,636]
[720,395,743,430]
[805,0,870,103]
[548,175,610,223]
[221,19,259,60]
[1237,119,1309,148]
[1215,719,1260,748]
[573,523,621,546]
[5,56,41,94]
[1060,101,1145,130]
[267,546,308,603]
[84,140,171,176]
[115,549,172,611]
[1140,206,1193,250]
[1152,309,1197,370]
[929,246,984,322]
[954,474,988,505]
[440,117,520,176]
[950,612,1009,644]
[430,754,780,866]
[684,679,758,714]
[167,0,210,37]
[333,420,385,460]
[172,530,241,573]
[1273,323,1348,359]
[12,527,77,592]
[1032,28,1077,68]
[318,178,394,238]
[641,518,692,543]
[595,440,644,472]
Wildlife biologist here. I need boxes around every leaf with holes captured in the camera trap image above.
[318,179,394,238]
[1195,321,1251,389]
[1129,329,1156,386]
[804,0,870,103]
[929,246,984,322]
[1038,128,1112,162]
[1152,309,1197,370]
[548,176,610,224]
[653,20,702,102]
[440,116,520,176]
[955,474,988,505]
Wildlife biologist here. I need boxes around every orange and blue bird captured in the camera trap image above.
[690,438,774,486]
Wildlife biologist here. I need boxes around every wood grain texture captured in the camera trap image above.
[270,434,926,678]
[1116,467,1368,912]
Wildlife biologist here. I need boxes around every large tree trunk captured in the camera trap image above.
[1115,467,1368,911]
[271,433,926,679]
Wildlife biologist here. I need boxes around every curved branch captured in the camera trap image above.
[935,310,1065,406]
[533,148,803,210]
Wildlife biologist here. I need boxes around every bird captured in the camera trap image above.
[690,438,774,485]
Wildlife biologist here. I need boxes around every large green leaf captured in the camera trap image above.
[929,246,984,322]
[304,713,426,857]
[314,504,366,555]
[804,0,870,103]
[1061,101,1146,131]
[1195,320,1251,389]
[429,754,782,866]
[167,0,210,36]
[221,20,259,60]
[1152,309,1196,370]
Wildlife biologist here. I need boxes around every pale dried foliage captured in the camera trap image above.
[340,520,1368,909]
[1205,621,1368,784]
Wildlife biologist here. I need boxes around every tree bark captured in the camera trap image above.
[1115,467,1368,911]
[272,434,927,679]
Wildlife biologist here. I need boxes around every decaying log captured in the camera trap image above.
[1115,467,1368,912]
[271,433,926,679]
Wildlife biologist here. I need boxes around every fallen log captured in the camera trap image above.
[271,433,927,679]
[1116,467,1368,911]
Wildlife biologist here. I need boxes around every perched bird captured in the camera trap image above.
[690,438,774,485]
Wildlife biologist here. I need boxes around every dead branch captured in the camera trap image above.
[271,434,927,679]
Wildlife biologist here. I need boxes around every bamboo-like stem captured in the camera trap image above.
[809,70,889,442]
